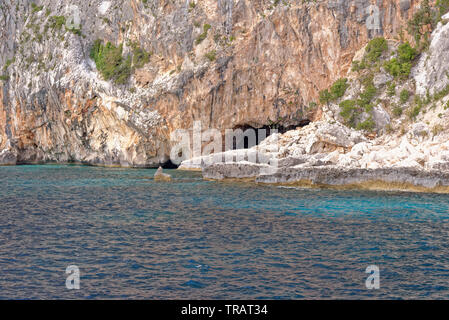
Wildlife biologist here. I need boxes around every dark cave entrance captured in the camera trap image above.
[161,159,179,169]
[163,119,312,167]
[231,119,311,149]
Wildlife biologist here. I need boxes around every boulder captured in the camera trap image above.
[373,72,393,88]
[154,167,172,182]
[0,149,17,165]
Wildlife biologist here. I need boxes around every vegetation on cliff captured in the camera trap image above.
[89,40,150,85]
[407,0,449,50]
[319,78,349,105]
[383,42,417,79]
[352,37,388,72]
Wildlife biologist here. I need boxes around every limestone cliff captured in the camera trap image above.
[179,7,449,193]
[0,0,427,166]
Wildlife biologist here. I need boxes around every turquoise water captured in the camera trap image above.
[1,165,449,299]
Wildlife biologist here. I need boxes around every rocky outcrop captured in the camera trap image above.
[154,166,172,181]
[195,118,449,192]
[203,165,449,193]
[414,12,449,95]
[182,25,449,194]
[0,148,17,165]
[0,0,424,166]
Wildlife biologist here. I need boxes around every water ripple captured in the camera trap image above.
[1,165,449,299]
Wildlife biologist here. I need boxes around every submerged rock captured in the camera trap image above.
[154,167,172,182]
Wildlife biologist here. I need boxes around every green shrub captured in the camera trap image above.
[358,83,376,108]
[407,0,435,50]
[196,24,211,44]
[352,37,388,72]
[399,89,410,104]
[365,37,388,63]
[330,78,349,100]
[205,50,216,61]
[356,117,375,131]
[114,56,132,85]
[31,3,44,14]
[408,95,425,120]
[397,42,417,62]
[405,0,449,49]
[387,82,396,96]
[90,40,131,84]
[339,99,359,128]
[132,46,150,68]
[409,104,422,119]
[351,60,364,72]
[196,33,207,44]
[384,58,411,79]
[319,78,349,104]
[319,89,332,104]
[49,16,66,30]
[384,42,417,79]
[392,104,403,117]
[336,75,379,131]
[90,40,151,84]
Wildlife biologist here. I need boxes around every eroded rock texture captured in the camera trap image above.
[0,0,422,166]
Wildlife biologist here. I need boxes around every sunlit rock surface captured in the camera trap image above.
[0,0,423,166]
[154,166,172,181]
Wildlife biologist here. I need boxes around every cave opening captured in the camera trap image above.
[163,119,312,167]
[161,159,179,169]
[231,119,311,149]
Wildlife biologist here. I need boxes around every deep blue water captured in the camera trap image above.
[1,165,449,299]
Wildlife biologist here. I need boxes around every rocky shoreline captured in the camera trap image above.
[179,119,449,193]
[179,12,449,194]
[2,2,449,194]
[202,164,449,193]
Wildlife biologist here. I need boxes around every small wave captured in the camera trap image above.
[181,280,207,289]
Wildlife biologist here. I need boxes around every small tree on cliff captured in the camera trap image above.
[319,89,332,105]
[407,0,436,51]
[319,78,349,105]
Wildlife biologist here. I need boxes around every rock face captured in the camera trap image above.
[154,166,172,181]
[182,15,449,193]
[203,165,449,193]
[196,118,449,192]
[0,0,423,166]
[413,12,449,95]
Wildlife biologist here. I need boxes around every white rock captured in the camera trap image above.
[98,2,111,15]
[413,16,449,96]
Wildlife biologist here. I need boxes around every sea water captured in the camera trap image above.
[1,165,449,299]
